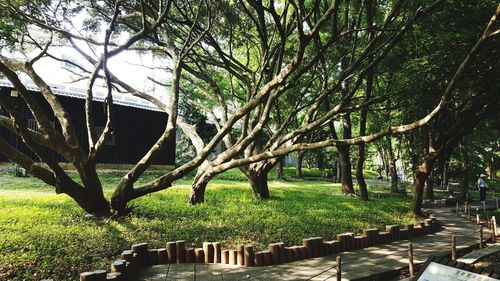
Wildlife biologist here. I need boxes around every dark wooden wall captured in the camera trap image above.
[0,87,175,165]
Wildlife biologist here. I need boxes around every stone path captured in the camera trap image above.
[137,208,484,281]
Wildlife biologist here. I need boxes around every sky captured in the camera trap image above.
[0,6,173,106]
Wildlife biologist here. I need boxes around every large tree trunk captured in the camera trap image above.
[338,145,355,194]
[189,176,208,204]
[71,162,110,215]
[111,179,141,213]
[72,189,111,215]
[296,151,304,178]
[70,188,110,215]
[413,156,437,216]
[247,170,270,199]
[188,163,226,204]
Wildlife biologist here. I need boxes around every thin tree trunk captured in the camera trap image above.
[356,144,368,200]
[357,0,375,201]
[276,158,284,180]
[387,137,398,193]
[381,147,390,181]
[437,158,447,189]
[459,139,470,201]
[336,161,341,183]
[489,159,497,179]
[337,4,354,195]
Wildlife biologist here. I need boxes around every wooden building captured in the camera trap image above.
[0,80,175,168]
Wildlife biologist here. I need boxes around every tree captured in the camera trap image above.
[1,0,497,216]
[184,0,453,202]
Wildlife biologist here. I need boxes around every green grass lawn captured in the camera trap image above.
[0,169,416,281]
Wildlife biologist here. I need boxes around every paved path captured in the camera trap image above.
[137,208,484,281]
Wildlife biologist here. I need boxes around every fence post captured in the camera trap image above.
[480,225,484,249]
[456,202,459,215]
[468,205,471,220]
[451,235,457,260]
[408,243,415,276]
[336,256,342,281]
[483,201,486,213]
[476,209,480,224]
[496,198,499,210]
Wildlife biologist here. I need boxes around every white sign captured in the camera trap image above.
[417,262,499,281]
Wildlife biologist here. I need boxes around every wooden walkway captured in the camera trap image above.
[137,208,484,280]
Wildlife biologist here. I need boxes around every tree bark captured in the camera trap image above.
[296,151,304,178]
[189,180,208,204]
[413,156,437,216]
[356,144,368,200]
[71,189,111,215]
[338,145,355,194]
[336,161,341,183]
[247,171,270,199]
[188,165,215,205]
[60,173,111,215]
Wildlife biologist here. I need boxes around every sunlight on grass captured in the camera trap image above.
[0,172,415,280]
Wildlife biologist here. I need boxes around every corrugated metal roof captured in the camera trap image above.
[0,79,162,112]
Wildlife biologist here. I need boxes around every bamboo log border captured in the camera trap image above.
[79,217,442,280]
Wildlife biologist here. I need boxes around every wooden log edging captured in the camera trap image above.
[422,199,448,208]
[79,217,441,280]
